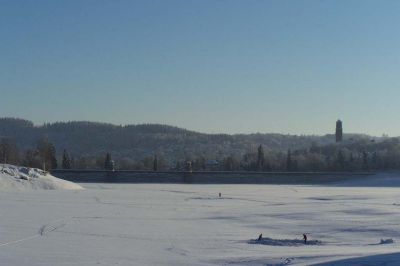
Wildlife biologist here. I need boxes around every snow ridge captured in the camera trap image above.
[0,164,83,190]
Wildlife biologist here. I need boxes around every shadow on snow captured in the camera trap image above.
[248,237,322,246]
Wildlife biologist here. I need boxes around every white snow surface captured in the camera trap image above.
[1,174,400,265]
[0,164,83,190]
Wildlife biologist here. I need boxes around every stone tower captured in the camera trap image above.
[336,120,343,142]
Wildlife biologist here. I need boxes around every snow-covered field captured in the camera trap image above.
[1,175,400,265]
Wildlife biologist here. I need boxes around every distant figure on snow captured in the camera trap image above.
[303,234,307,244]
[219,193,221,198]
[258,234,263,241]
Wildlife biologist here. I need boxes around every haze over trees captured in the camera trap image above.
[0,117,398,172]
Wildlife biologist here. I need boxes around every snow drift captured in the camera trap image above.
[0,164,82,190]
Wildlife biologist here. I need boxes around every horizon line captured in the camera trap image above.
[0,117,389,138]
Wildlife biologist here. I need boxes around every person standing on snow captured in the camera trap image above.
[303,234,307,244]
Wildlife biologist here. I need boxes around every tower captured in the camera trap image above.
[336,120,343,142]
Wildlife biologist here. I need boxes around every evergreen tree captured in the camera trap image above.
[257,145,265,171]
[104,152,113,170]
[286,149,293,171]
[62,149,71,169]
[153,155,158,171]
[371,152,379,170]
[349,153,355,171]
[362,151,369,170]
[49,144,58,169]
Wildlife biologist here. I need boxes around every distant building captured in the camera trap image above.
[336,120,343,142]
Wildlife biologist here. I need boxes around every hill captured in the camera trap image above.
[0,118,376,164]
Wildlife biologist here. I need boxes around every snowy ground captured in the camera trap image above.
[1,179,400,265]
[0,164,83,190]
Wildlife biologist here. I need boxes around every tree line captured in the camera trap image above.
[1,117,361,165]
[1,135,400,172]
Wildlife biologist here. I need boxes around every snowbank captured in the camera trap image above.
[0,164,83,190]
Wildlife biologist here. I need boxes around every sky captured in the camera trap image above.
[1,0,400,136]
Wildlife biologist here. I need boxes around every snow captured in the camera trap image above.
[1,174,400,265]
[0,164,83,190]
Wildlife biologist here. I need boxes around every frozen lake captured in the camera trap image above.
[1,183,400,265]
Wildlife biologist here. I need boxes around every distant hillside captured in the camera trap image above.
[0,117,375,163]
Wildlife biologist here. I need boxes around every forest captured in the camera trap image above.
[0,117,396,172]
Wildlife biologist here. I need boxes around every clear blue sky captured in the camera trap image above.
[1,0,400,136]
